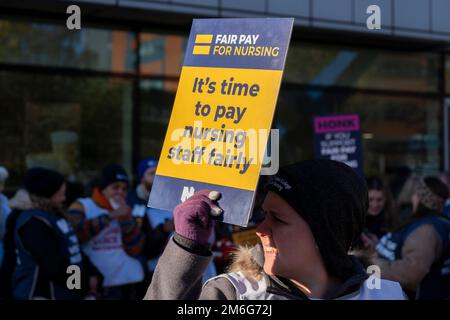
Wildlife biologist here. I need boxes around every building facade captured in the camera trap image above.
[0,0,449,195]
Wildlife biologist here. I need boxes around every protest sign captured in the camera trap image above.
[313,114,364,176]
[148,18,293,226]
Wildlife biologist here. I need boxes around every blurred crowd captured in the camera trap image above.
[0,160,449,300]
[0,159,177,300]
[351,173,450,299]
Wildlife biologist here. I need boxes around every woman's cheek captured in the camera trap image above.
[263,255,276,275]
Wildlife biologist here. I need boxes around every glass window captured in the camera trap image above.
[0,71,133,192]
[445,98,450,172]
[0,19,136,73]
[285,43,439,93]
[446,54,450,94]
[139,79,178,160]
[274,87,441,186]
[139,33,187,77]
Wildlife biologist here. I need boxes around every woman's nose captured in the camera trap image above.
[256,217,271,238]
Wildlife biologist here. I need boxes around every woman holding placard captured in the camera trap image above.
[144,160,405,300]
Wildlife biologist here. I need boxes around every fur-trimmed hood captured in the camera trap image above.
[226,244,311,299]
[227,244,265,281]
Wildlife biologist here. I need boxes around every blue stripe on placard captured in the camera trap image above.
[148,174,255,227]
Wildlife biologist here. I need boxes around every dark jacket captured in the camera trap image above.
[13,207,87,300]
[0,209,22,299]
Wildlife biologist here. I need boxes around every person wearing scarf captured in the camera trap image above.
[66,164,145,299]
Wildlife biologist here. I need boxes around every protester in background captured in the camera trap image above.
[126,157,173,296]
[359,176,399,249]
[2,187,102,300]
[439,171,450,186]
[127,157,158,209]
[0,189,31,299]
[66,164,145,299]
[439,171,450,219]
[12,168,88,300]
[396,175,420,223]
[145,160,405,300]
[0,166,11,267]
[126,157,173,256]
[365,176,450,299]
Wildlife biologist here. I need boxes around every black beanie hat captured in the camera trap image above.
[99,164,129,190]
[24,167,65,198]
[265,160,368,280]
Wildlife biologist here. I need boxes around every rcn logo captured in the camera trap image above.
[181,186,195,202]
[192,34,213,55]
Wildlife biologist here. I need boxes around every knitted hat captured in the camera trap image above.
[99,164,129,190]
[265,160,368,280]
[24,167,65,198]
[137,157,158,181]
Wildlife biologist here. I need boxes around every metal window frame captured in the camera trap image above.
[445,98,450,171]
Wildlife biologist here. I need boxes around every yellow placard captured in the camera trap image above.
[156,66,283,191]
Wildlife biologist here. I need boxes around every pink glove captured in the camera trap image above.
[173,190,223,247]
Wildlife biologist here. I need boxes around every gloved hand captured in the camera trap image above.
[173,190,223,247]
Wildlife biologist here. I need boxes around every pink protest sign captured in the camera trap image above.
[314,114,360,134]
